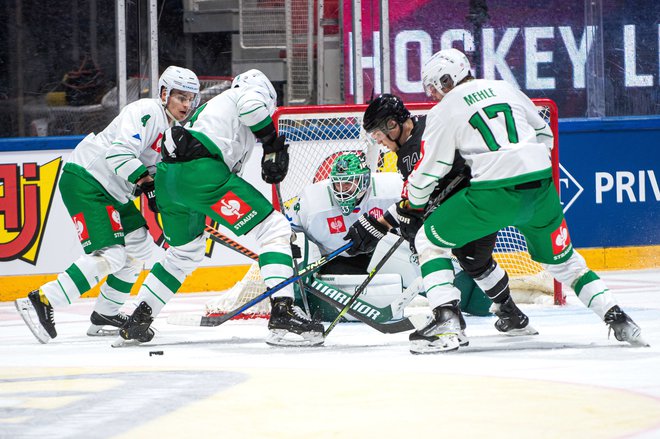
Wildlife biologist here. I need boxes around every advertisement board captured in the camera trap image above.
[343,0,660,117]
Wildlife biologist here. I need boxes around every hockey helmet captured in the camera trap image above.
[421,48,471,97]
[363,94,411,135]
[329,153,371,215]
[158,66,201,109]
[232,69,278,115]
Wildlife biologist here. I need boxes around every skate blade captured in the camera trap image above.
[629,337,651,347]
[409,333,460,354]
[458,330,470,347]
[15,298,52,344]
[87,324,120,337]
[500,325,539,336]
[266,329,324,347]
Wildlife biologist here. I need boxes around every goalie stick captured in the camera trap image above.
[168,224,427,333]
[323,173,467,337]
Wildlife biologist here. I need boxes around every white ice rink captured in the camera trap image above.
[1,269,660,439]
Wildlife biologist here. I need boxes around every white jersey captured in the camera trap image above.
[408,79,554,208]
[184,86,272,175]
[65,98,170,204]
[289,173,403,255]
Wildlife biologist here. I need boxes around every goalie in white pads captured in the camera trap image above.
[398,48,648,353]
[288,153,418,322]
[116,69,324,347]
[15,66,200,343]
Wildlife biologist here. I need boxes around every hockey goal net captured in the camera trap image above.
[205,99,563,319]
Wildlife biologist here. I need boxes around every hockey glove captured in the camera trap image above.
[396,200,424,245]
[343,213,388,256]
[137,179,159,213]
[261,144,290,184]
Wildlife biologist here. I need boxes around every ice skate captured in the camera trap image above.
[492,296,538,336]
[409,301,462,354]
[112,302,155,347]
[87,311,129,337]
[15,290,56,344]
[604,305,649,347]
[266,297,324,347]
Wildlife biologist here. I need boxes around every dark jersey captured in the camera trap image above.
[397,116,470,201]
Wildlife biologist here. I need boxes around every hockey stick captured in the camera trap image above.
[323,174,467,337]
[171,241,353,327]
[273,183,311,317]
[171,224,427,333]
[204,224,259,260]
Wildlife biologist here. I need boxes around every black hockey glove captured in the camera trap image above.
[137,179,159,213]
[261,144,289,184]
[396,200,424,245]
[343,213,388,256]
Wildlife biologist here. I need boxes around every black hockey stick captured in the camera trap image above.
[323,174,467,337]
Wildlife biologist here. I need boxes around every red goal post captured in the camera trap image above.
[271,98,565,306]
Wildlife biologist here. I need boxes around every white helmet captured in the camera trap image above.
[232,69,277,115]
[421,49,471,97]
[158,66,201,108]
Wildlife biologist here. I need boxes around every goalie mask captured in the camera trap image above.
[158,66,201,118]
[421,49,471,97]
[232,69,278,115]
[330,153,371,215]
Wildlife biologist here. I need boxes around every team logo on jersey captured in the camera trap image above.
[326,215,346,234]
[551,219,571,255]
[150,132,163,153]
[72,213,89,242]
[212,191,252,225]
[369,207,383,218]
[105,206,124,232]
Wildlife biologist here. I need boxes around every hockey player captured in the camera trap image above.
[398,48,648,353]
[344,94,495,320]
[15,66,201,343]
[287,153,417,322]
[289,153,403,274]
[117,69,324,347]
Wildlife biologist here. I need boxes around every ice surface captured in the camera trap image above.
[1,269,660,438]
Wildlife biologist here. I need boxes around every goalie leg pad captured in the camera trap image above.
[368,232,421,288]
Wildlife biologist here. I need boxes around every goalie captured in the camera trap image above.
[287,152,491,323]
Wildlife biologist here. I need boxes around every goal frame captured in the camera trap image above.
[271,98,565,305]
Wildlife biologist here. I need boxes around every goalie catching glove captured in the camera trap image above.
[396,200,424,245]
[261,134,289,184]
[343,213,389,256]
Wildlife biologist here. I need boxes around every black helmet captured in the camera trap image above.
[363,94,411,133]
